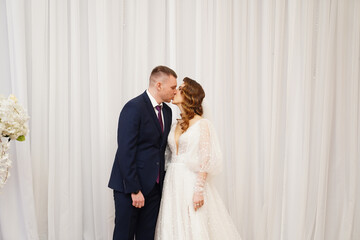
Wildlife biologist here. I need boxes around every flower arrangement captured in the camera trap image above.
[0,94,29,190]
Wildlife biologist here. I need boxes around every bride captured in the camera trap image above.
[155,77,241,239]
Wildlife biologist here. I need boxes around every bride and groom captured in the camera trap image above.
[108,66,241,240]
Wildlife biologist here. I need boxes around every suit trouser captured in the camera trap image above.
[113,184,161,240]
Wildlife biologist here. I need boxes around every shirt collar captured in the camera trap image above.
[146,89,163,109]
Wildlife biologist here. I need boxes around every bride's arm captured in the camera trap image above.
[193,120,211,211]
[193,171,207,211]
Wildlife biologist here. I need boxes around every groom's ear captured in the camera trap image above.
[156,81,162,90]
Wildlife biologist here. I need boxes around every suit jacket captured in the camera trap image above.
[108,91,172,196]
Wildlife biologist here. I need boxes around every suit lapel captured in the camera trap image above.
[161,104,172,146]
[163,105,171,135]
[142,91,163,134]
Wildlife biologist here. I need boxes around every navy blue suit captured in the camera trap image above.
[108,91,172,240]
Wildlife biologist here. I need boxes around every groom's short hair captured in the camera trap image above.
[150,66,177,81]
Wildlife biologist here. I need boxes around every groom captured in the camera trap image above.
[108,66,177,240]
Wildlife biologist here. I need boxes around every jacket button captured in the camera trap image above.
[156,162,159,165]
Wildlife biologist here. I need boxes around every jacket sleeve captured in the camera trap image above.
[117,101,142,193]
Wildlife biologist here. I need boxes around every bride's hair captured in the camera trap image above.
[178,77,205,132]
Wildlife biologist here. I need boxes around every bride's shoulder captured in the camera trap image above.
[194,117,213,131]
[198,117,211,124]
[190,115,205,125]
[198,118,218,133]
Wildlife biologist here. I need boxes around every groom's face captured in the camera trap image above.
[159,75,177,103]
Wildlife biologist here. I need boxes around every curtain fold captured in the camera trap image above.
[0,0,39,240]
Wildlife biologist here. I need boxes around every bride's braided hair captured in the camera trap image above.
[178,77,205,132]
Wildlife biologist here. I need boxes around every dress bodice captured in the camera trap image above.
[165,118,222,175]
[167,119,202,161]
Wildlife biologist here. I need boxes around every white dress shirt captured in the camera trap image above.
[146,89,165,130]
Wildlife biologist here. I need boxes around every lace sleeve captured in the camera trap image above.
[197,119,223,175]
[193,119,223,195]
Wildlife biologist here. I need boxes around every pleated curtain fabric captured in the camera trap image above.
[0,0,359,239]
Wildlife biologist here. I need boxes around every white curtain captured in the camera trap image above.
[0,0,359,239]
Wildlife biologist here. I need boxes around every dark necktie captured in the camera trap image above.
[155,105,163,132]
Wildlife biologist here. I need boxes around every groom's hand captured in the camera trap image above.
[131,191,145,208]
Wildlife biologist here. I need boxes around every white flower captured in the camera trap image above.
[9,94,18,103]
[0,94,30,190]
[0,94,29,140]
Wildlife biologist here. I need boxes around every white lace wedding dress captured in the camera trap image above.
[155,118,241,240]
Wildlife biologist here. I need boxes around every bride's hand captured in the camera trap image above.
[193,192,204,211]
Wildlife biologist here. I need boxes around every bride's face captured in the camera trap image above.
[172,84,185,105]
